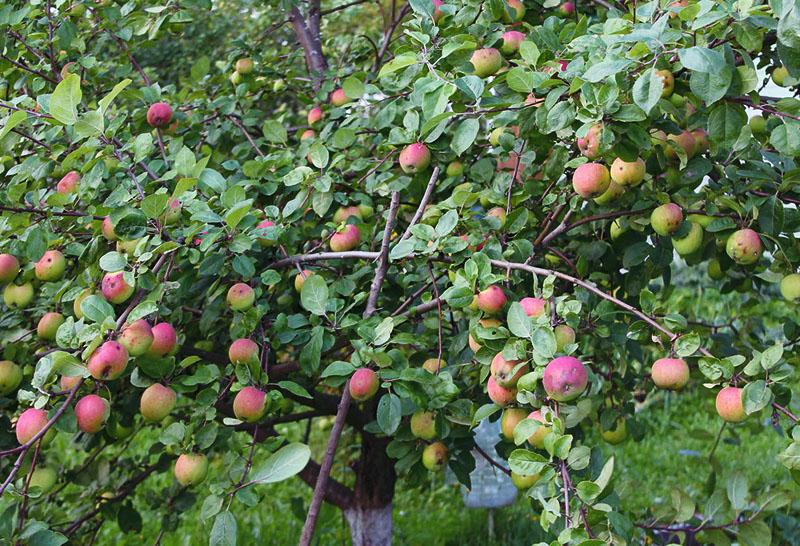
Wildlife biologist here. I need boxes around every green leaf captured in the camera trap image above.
[582,59,632,83]
[262,120,287,143]
[250,443,311,484]
[209,511,237,546]
[675,332,701,357]
[378,53,418,78]
[434,210,458,237]
[98,251,128,272]
[758,195,784,235]
[98,79,131,114]
[300,274,328,316]
[80,295,115,324]
[277,381,313,399]
[0,110,28,142]
[320,360,355,378]
[707,102,746,149]
[450,118,479,155]
[309,141,329,168]
[506,67,534,93]
[632,69,662,115]
[742,380,772,414]
[342,76,365,99]
[377,393,402,435]
[726,472,748,510]
[507,302,532,339]
[50,74,82,125]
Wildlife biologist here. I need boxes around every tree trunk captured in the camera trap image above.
[343,432,396,546]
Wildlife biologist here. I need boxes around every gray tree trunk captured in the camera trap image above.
[344,504,393,546]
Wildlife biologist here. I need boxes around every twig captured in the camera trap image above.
[473,443,510,475]
[227,115,265,158]
[427,261,443,368]
[364,192,401,317]
[400,166,440,241]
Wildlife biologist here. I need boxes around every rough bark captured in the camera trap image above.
[344,504,393,546]
[345,432,397,545]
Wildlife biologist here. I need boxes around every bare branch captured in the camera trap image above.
[400,166,440,241]
[364,192,401,317]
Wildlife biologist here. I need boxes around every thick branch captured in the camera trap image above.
[297,458,354,510]
[364,192,400,317]
[289,6,328,91]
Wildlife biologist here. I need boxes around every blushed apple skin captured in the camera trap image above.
[716,387,746,423]
[650,358,689,390]
[542,356,588,402]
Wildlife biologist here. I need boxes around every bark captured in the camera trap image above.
[345,432,396,545]
[344,504,393,546]
[289,4,327,90]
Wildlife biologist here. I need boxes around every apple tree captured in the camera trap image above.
[1,0,800,544]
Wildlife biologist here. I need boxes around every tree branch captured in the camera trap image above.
[364,191,400,317]
[400,166,440,241]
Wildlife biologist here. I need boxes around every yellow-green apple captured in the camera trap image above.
[73,289,91,318]
[672,222,704,256]
[772,65,789,86]
[542,356,588,402]
[0,360,22,395]
[486,207,507,227]
[601,418,628,444]
[28,467,57,492]
[423,358,446,373]
[294,270,314,292]
[500,407,527,440]
[749,115,767,134]
[174,453,208,485]
[503,0,525,22]
[511,471,540,489]
[410,411,437,440]
[501,30,526,55]
[37,312,64,341]
[422,441,448,471]
[446,160,463,177]
[119,319,154,356]
[235,58,254,74]
[780,273,800,302]
[650,357,689,390]
[577,124,602,159]
[227,283,255,311]
[3,282,34,309]
[610,157,646,186]
[140,383,177,422]
[470,48,503,78]
[35,250,66,281]
[650,203,683,236]
[656,69,674,97]
[102,217,118,241]
[593,181,625,205]
[554,324,575,350]
[527,409,551,448]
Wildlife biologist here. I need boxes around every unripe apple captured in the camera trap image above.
[559,1,575,15]
[650,357,689,390]
[398,142,431,174]
[35,250,66,282]
[503,0,526,22]
[332,206,363,223]
[116,238,141,254]
[476,285,507,314]
[610,219,627,240]
[4,282,34,309]
[486,207,507,228]
[330,224,360,252]
[147,323,178,357]
[527,410,551,448]
[577,124,602,159]
[410,411,437,440]
[780,273,800,302]
[656,69,674,97]
[542,356,588,402]
[468,318,501,352]
[174,453,209,486]
[16,408,49,444]
[672,222,704,256]
[307,106,323,126]
[664,131,696,159]
[28,467,57,493]
[56,171,80,194]
[227,283,255,311]
[501,31,526,55]
[489,127,508,147]
[491,353,526,388]
[421,441,448,471]
[73,289,91,318]
[487,375,516,406]
[687,213,714,228]
[0,254,20,283]
[470,48,503,78]
[707,257,724,280]
[511,471,540,489]
[726,228,762,265]
[60,375,82,391]
[87,341,128,380]
[119,319,154,356]
[749,115,767,135]
[572,163,610,198]
[772,65,789,87]
[75,394,110,433]
[294,270,314,292]
[162,198,182,225]
[330,88,350,107]
[101,271,135,304]
[102,217,118,241]
[716,387,746,423]
[650,203,683,236]
[554,324,575,350]
[37,312,65,341]
[423,358,446,373]
[235,58,254,74]
[593,181,624,206]
[601,419,628,444]
[610,157,646,186]
[446,160,463,177]
[500,408,527,441]
[519,297,546,317]
[230,71,243,85]
[229,338,260,366]
[139,383,176,422]
[691,129,709,155]
[233,386,267,422]
[349,368,379,401]
[0,360,22,395]
[147,102,173,128]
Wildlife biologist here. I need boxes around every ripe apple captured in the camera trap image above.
[398,142,431,174]
[410,411,437,440]
[101,271,135,304]
[716,387,746,422]
[610,157,646,186]
[102,217,119,241]
[470,48,503,78]
[229,338,259,366]
[726,228,762,265]
[486,207,507,228]
[468,318,501,352]
[421,441,448,471]
[349,368,379,401]
[162,198,182,225]
[572,163,610,198]
[559,1,575,15]
[519,297,546,317]
[300,129,315,140]
[650,203,683,236]
[16,408,49,444]
[233,386,267,422]
[476,285,507,314]
[227,283,255,311]
[650,357,689,390]
[0,254,20,283]
[147,102,173,128]
[491,352,526,388]
[35,250,66,282]
[174,453,209,486]
[330,224,361,252]
[256,219,278,247]
[140,383,177,422]
[56,171,80,194]
[542,356,588,402]
[500,408,527,441]
[75,394,110,433]
[147,323,178,357]
[330,88,350,107]
[501,31,526,55]
[554,324,576,350]
[307,106,323,126]
[577,124,602,159]
[119,319,154,356]
[87,341,129,380]
[487,375,516,406]
[0,360,22,395]
[37,312,65,341]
